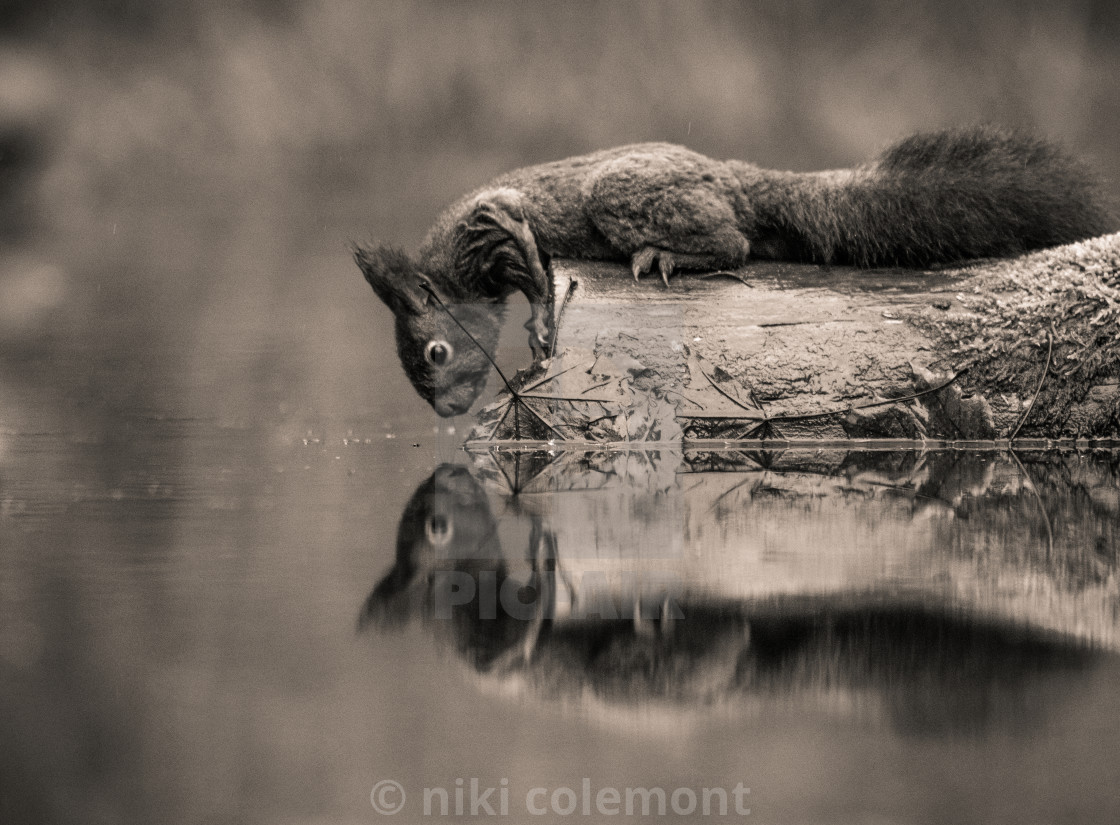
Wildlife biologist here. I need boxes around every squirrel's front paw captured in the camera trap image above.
[525,304,553,360]
[631,247,677,288]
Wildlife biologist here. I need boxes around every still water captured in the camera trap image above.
[3,5,1119,823]
[2,318,1119,824]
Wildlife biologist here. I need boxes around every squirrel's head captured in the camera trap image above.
[355,244,503,417]
[359,463,503,629]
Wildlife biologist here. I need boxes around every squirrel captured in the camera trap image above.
[355,126,1116,417]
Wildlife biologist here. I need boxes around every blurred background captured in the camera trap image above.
[1,2,1119,823]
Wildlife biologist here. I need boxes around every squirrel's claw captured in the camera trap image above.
[631,247,676,288]
[631,247,657,282]
[659,256,674,288]
[525,305,552,361]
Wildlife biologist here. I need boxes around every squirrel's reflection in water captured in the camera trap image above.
[361,460,1106,733]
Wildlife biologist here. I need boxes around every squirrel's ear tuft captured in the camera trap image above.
[353,243,429,316]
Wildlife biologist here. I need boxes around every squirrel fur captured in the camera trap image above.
[356,126,1116,416]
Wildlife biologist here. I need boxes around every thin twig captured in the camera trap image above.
[684,410,772,421]
[582,414,616,426]
[518,394,616,403]
[706,474,765,512]
[490,444,518,491]
[486,397,515,440]
[418,282,519,398]
[700,366,762,414]
[690,367,969,423]
[579,379,614,394]
[549,279,578,359]
[1009,325,1055,441]
[1008,448,1054,561]
[511,396,565,440]
[754,320,854,328]
[698,270,750,285]
[519,360,588,394]
[769,369,970,423]
[420,281,570,441]
[662,388,705,409]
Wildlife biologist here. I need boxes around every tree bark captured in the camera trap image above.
[469,233,1120,444]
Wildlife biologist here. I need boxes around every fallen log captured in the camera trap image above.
[468,233,1120,444]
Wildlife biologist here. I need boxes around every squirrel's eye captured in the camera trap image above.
[425,514,453,546]
[424,340,453,366]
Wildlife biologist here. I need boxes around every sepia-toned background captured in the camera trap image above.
[1,2,1119,823]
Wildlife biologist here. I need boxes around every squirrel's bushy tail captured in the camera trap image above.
[767,127,1117,267]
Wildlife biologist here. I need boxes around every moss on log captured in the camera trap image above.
[468,234,1120,444]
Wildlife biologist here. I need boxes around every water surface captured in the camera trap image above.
[3,346,1118,824]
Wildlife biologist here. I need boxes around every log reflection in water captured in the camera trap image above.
[361,450,1119,731]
